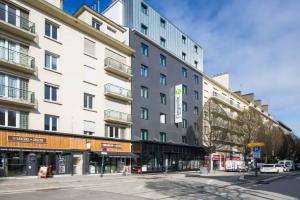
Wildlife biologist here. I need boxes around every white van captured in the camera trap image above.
[278,160,295,171]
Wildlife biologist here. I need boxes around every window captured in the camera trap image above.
[160,93,166,104]
[83,120,95,135]
[83,65,96,84]
[182,35,186,44]
[0,109,27,128]
[160,74,167,86]
[182,136,187,144]
[140,64,148,77]
[194,61,198,68]
[194,106,199,115]
[160,132,166,143]
[141,24,148,35]
[141,107,148,120]
[84,93,94,110]
[141,3,148,15]
[44,115,58,131]
[7,110,16,127]
[194,75,199,84]
[194,122,198,131]
[45,20,59,40]
[84,38,96,57]
[45,52,58,71]
[160,18,166,28]
[44,84,58,102]
[105,125,125,139]
[183,119,187,128]
[182,84,187,95]
[194,91,199,100]
[160,54,166,66]
[194,45,198,53]
[182,67,187,78]
[92,18,102,30]
[182,52,186,60]
[141,129,148,141]
[140,86,148,99]
[141,43,149,56]
[160,37,166,47]
[182,102,187,112]
[160,113,166,124]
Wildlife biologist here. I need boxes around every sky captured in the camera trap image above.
[64,0,300,136]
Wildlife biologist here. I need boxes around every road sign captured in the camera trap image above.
[252,146,261,152]
[100,151,108,155]
[253,152,261,159]
[247,142,265,148]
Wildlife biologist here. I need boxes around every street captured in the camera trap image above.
[0,172,299,200]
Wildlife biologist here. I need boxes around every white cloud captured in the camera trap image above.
[147,0,300,135]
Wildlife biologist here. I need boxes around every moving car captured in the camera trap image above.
[260,164,285,173]
[278,160,295,171]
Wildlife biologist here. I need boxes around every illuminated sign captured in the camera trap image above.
[175,84,183,123]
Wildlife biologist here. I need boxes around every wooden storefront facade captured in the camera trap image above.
[0,128,134,177]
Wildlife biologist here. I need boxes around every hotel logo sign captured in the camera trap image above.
[175,84,183,123]
[8,136,47,144]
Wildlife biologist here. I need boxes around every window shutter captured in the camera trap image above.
[83,121,95,133]
[83,66,96,84]
[84,38,95,57]
[20,112,29,129]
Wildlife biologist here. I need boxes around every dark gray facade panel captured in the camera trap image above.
[129,31,203,145]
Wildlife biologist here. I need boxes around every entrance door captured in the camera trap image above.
[26,154,37,176]
[73,154,83,175]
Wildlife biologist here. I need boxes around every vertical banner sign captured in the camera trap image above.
[175,84,183,123]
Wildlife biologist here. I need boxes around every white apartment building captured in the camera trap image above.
[0,0,135,177]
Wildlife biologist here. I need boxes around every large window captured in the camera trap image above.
[160,18,166,28]
[44,84,58,102]
[183,119,187,128]
[141,43,149,56]
[160,132,166,143]
[44,115,58,131]
[141,3,148,15]
[160,74,167,86]
[160,37,166,47]
[105,125,125,139]
[194,90,199,100]
[182,67,187,78]
[160,54,166,66]
[45,20,59,40]
[141,24,148,35]
[194,75,199,84]
[160,93,166,104]
[45,52,59,71]
[182,102,187,112]
[194,106,199,115]
[92,18,102,30]
[141,107,149,120]
[0,109,28,129]
[182,84,187,95]
[141,129,148,141]
[84,93,94,110]
[140,64,148,77]
[182,35,186,44]
[160,113,166,124]
[140,86,148,99]
[83,120,95,135]
[84,38,96,57]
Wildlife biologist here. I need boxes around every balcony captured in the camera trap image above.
[212,92,241,111]
[0,46,36,75]
[0,8,36,41]
[104,110,132,125]
[104,83,132,102]
[104,57,132,79]
[0,85,36,108]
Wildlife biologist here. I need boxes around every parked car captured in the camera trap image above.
[278,160,295,171]
[260,164,285,173]
[295,162,300,170]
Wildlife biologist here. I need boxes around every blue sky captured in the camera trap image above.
[64,0,300,136]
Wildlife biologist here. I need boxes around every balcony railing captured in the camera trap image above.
[104,83,132,101]
[0,84,35,105]
[104,57,132,78]
[0,46,35,71]
[0,8,35,33]
[104,109,132,124]
[212,92,241,110]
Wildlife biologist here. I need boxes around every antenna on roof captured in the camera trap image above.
[97,0,101,13]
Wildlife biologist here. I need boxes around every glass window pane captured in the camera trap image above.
[8,110,16,127]
[45,85,50,100]
[45,22,51,37]
[0,109,5,126]
[52,87,57,101]
[52,25,58,40]
[44,115,50,130]
[52,117,57,131]
[52,56,57,70]
[84,94,87,108]
[109,126,114,137]
[88,96,93,109]
[0,3,5,21]
[115,127,119,138]
[45,54,51,68]
[8,7,16,25]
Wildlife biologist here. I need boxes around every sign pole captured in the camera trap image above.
[101,154,104,177]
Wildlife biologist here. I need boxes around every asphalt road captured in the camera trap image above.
[0,172,299,200]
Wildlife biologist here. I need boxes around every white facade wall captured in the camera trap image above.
[0,0,132,139]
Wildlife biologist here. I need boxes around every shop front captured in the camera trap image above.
[0,128,133,177]
[132,141,206,173]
